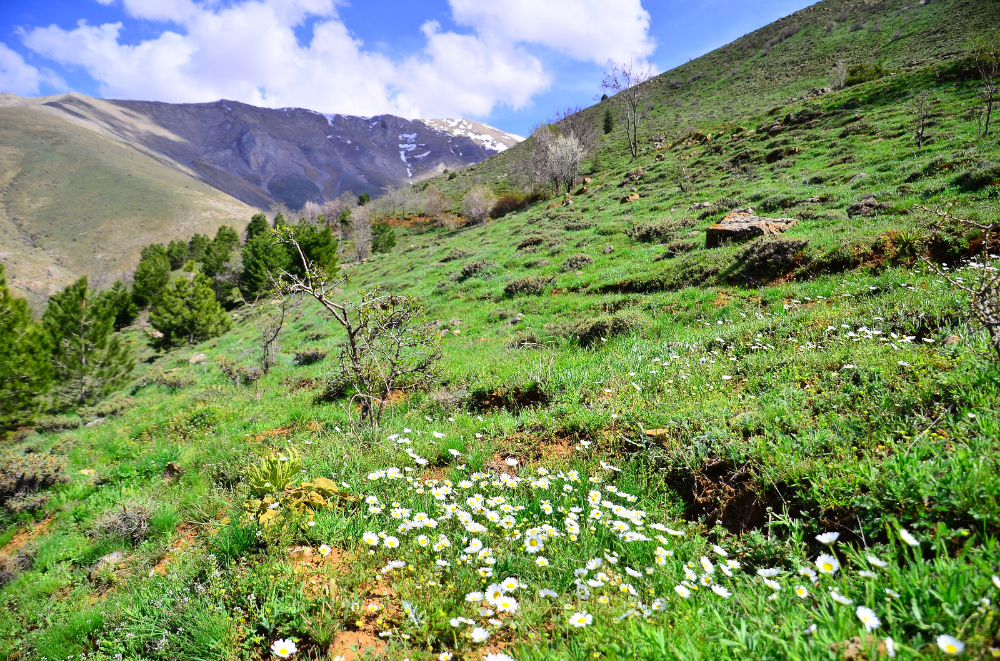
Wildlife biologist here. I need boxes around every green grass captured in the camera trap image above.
[3,0,1000,658]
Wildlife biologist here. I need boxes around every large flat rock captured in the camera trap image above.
[705,212,799,248]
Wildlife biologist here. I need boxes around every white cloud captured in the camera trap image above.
[448,0,654,63]
[16,0,649,117]
[0,42,64,96]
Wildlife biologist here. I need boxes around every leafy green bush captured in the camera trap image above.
[457,260,496,281]
[372,221,397,254]
[844,62,887,87]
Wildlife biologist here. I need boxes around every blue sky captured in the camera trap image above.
[0,0,814,136]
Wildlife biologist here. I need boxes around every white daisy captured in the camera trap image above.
[936,635,965,655]
[856,606,880,632]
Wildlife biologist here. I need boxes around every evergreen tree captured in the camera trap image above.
[244,213,270,243]
[358,193,370,206]
[290,221,339,276]
[43,276,134,407]
[105,280,139,330]
[0,265,51,429]
[131,247,171,309]
[371,221,396,254]
[166,240,189,270]
[149,274,232,348]
[188,233,211,262]
[202,226,240,278]
[239,233,291,300]
[603,108,615,134]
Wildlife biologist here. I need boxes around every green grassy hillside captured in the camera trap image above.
[0,99,255,309]
[2,0,1000,659]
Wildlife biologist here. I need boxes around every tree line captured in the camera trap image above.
[0,204,397,432]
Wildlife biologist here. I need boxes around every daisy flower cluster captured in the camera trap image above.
[308,428,999,658]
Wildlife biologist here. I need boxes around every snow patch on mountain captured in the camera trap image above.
[419,118,523,154]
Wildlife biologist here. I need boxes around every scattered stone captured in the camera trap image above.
[163,462,183,483]
[509,313,525,325]
[89,551,125,580]
[621,193,640,204]
[188,353,207,365]
[849,173,869,183]
[603,245,615,255]
[690,202,713,210]
[765,146,800,163]
[85,418,106,427]
[449,318,462,326]
[847,195,883,218]
[705,211,799,248]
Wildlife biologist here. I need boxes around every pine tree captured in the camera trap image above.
[371,221,396,254]
[202,225,240,278]
[290,221,339,276]
[132,246,171,309]
[43,276,134,407]
[188,234,211,262]
[244,213,270,243]
[166,240,189,270]
[0,265,51,429]
[239,233,290,300]
[149,274,232,348]
[105,280,138,330]
[603,108,615,134]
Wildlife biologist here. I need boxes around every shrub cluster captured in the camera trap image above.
[561,254,594,271]
[504,276,555,297]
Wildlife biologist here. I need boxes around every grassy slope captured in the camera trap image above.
[2,0,1000,659]
[0,105,255,309]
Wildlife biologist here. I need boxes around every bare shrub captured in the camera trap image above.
[294,349,327,365]
[626,220,692,243]
[422,185,448,218]
[561,254,593,271]
[244,296,289,375]
[972,31,999,137]
[552,310,649,347]
[97,503,151,546]
[271,231,443,424]
[441,248,470,263]
[504,276,555,297]
[831,61,849,89]
[1,452,68,511]
[458,260,495,281]
[352,204,373,260]
[462,185,497,225]
[517,236,546,251]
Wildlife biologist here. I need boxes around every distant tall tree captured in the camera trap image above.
[188,234,211,262]
[43,276,134,407]
[603,108,615,134]
[972,30,999,137]
[600,59,655,160]
[290,221,339,276]
[244,213,271,244]
[371,221,396,254]
[105,280,139,331]
[547,134,586,193]
[166,240,189,270]
[239,233,291,299]
[149,274,232,348]
[201,225,240,278]
[358,193,371,206]
[0,265,51,429]
[131,245,171,309]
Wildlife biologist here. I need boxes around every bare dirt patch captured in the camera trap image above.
[1,515,53,555]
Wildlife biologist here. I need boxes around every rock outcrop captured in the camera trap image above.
[705,211,799,248]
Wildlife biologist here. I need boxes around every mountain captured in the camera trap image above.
[0,92,520,305]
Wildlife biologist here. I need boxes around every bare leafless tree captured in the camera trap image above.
[461,185,497,225]
[547,133,586,193]
[599,59,655,160]
[972,31,999,137]
[421,185,448,218]
[352,204,373,261]
[831,61,849,90]
[300,201,323,224]
[245,295,290,375]
[269,229,442,424]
